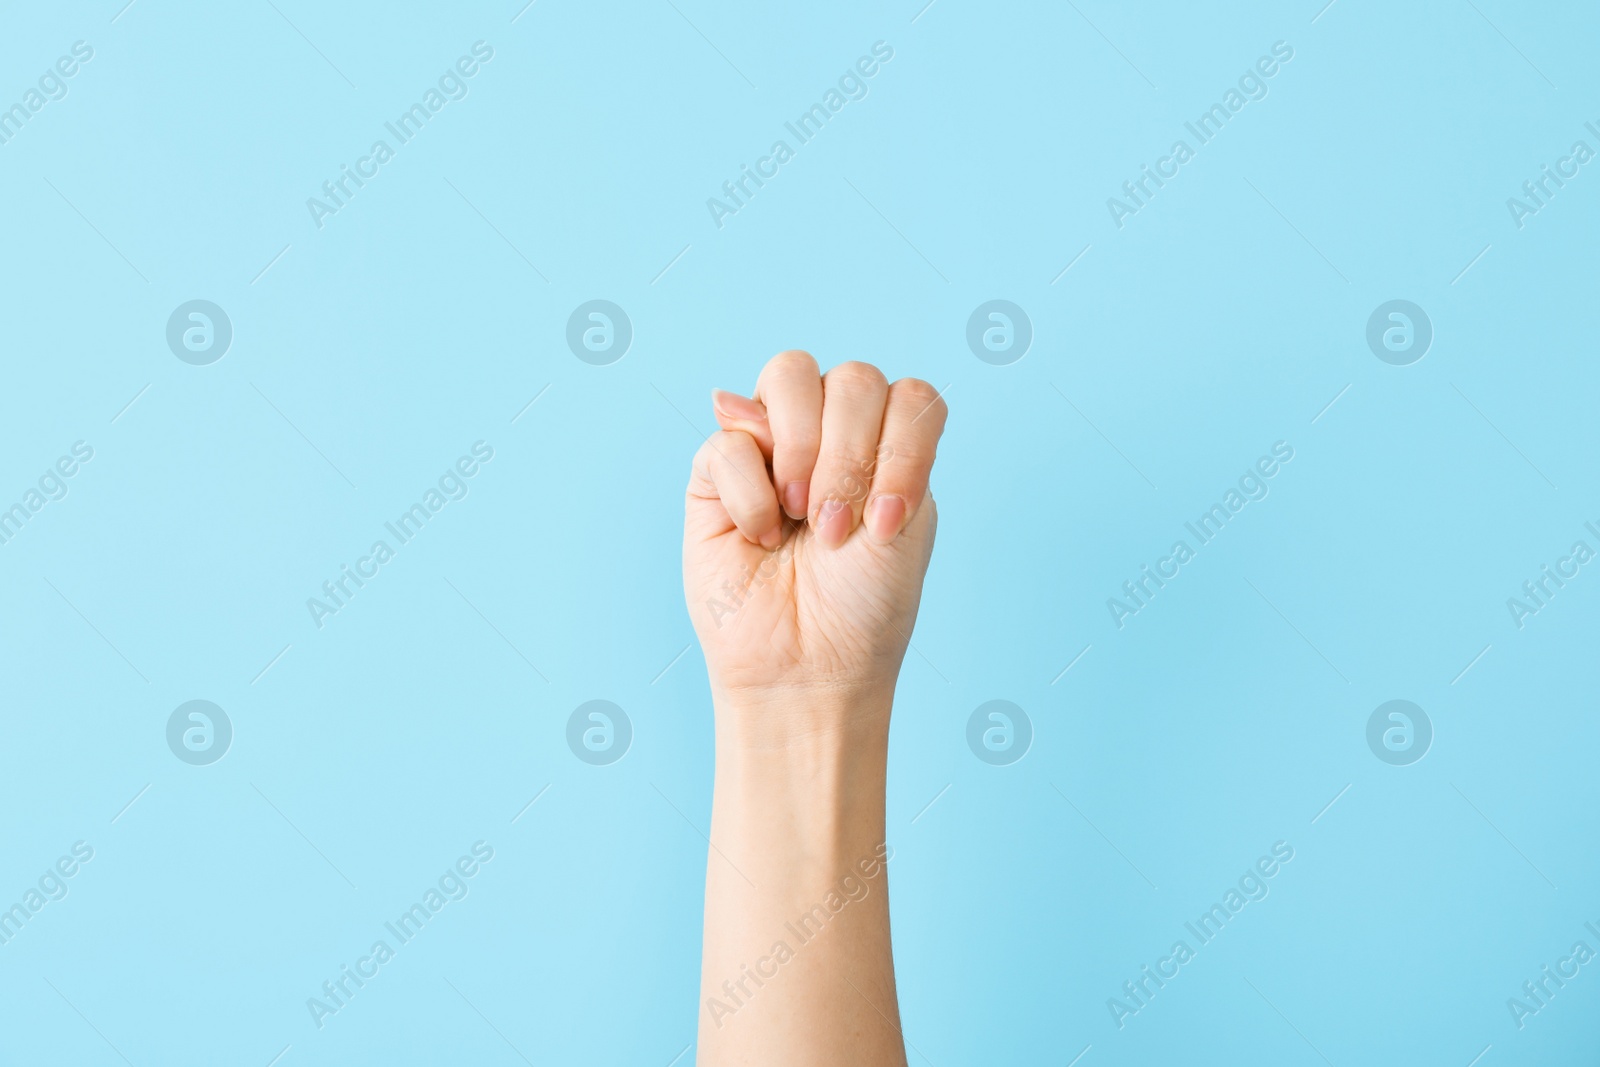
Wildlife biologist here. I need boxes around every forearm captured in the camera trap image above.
[696,693,906,1066]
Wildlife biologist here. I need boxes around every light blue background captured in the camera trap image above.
[1,1,1597,1063]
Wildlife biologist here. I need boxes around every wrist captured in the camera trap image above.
[710,688,892,863]
[710,682,895,753]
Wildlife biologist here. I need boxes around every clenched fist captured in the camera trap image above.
[683,351,948,729]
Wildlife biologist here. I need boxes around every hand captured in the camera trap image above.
[682,351,948,726]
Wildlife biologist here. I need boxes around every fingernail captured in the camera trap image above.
[712,389,767,423]
[759,524,783,550]
[815,498,850,548]
[865,495,906,543]
[783,481,808,520]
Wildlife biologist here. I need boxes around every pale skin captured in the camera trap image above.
[684,351,947,1065]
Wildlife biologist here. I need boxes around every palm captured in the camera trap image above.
[685,498,934,696]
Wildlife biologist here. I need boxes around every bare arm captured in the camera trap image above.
[683,352,947,1065]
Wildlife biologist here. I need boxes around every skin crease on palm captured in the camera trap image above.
[684,350,947,1066]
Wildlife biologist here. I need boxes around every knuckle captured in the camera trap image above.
[827,360,888,393]
[694,435,723,466]
[765,349,818,381]
[770,410,822,463]
[705,428,741,452]
[776,430,822,463]
[818,441,874,469]
[893,377,944,410]
[705,429,754,466]
[740,493,779,523]
[876,442,925,475]
[892,380,947,425]
[816,445,877,499]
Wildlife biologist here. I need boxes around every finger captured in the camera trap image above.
[864,378,948,544]
[689,430,783,549]
[810,360,889,549]
[710,389,774,456]
[753,351,823,520]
